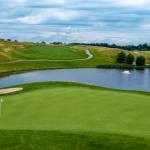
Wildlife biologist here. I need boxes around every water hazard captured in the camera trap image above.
[0,68,150,92]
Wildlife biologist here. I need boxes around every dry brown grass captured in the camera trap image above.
[98,48,150,63]
[47,44,66,47]
[99,48,141,57]
[3,47,14,52]
[0,43,4,47]
[0,40,36,61]
[0,52,11,61]
[71,45,102,50]
[0,52,9,56]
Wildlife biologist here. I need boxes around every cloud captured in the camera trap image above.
[17,15,43,24]
[0,0,150,45]
[118,0,150,6]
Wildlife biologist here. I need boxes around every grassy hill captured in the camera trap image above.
[0,39,150,73]
[71,45,150,63]
[0,39,36,62]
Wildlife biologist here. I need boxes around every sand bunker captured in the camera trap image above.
[0,88,23,94]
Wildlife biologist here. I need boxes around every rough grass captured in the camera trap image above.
[71,45,150,64]
[0,81,150,149]
[0,40,36,62]
[97,64,134,69]
[140,51,150,57]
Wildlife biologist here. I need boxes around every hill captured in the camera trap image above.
[0,39,150,73]
[0,39,36,62]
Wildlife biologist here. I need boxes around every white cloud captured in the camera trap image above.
[0,19,14,23]
[17,15,43,24]
[123,0,149,5]
[25,0,66,6]
[0,0,150,45]
[114,0,150,6]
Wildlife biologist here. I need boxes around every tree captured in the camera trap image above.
[110,43,117,48]
[136,55,146,66]
[126,53,134,64]
[7,39,11,41]
[41,41,46,44]
[116,51,126,63]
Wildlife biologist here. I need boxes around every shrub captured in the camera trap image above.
[97,64,134,69]
[41,41,46,44]
[136,55,146,66]
[126,54,134,64]
[7,39,11,41]
[116,51,126,63]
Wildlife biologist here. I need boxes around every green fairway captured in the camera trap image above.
[0,48,103,73]
[7,45,88,60]
[1,81,150,149]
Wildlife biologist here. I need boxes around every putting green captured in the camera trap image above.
[0,83,150,137]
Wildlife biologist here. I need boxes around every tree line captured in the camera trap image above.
[68,42,150,51]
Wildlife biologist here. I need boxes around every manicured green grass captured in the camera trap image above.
[7,45,88,60]
[0,83,150,135]
[1,130,150,150]
[0,49,104,73]
[1,81,150,149]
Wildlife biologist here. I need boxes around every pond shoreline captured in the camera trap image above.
[0,65,149,74]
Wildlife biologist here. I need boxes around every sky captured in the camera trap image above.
[0,0,150,45]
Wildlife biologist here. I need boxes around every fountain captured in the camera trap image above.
[123,71,131,74]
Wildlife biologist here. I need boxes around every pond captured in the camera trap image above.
[0,68,150,92]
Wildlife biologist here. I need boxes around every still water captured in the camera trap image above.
[0,68,150,92]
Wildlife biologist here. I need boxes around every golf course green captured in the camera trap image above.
[7,45,88,60]
[0,82,150,149]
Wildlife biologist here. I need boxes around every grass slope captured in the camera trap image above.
[71,45,150,63]
[1,130,150,150]
[0,39,35,62]
[0,82,150,149]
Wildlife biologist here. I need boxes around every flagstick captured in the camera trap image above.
[0,100,1,116]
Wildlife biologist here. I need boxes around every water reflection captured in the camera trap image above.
[0,68,149,92]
